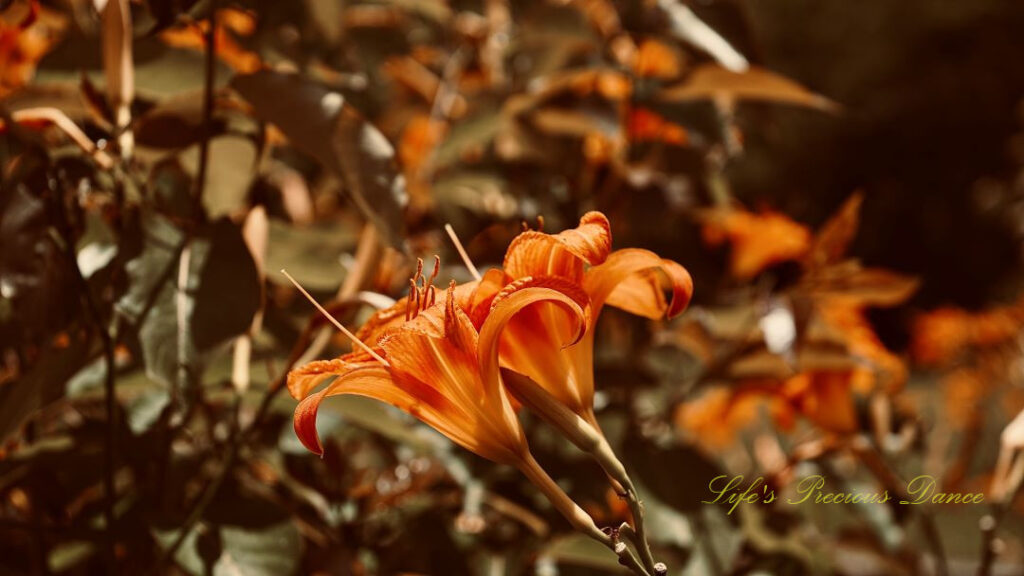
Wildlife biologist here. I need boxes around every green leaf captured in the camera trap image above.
[189,219,262,352]
[117,215,259,389]
[180,136,259,219]
[0,338,92,442]
[126,387,171,434]
[134,90,228,150]
[48,541,95,573]
[539,534,625,573]
[230,70,407,248]
[263,219,358,291]
[156,521,302,576]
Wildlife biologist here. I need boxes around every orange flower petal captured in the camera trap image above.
[702,210,811,280]
[353,272,496,345]
[286,353,376,400]
[378,290,526,464]
[292,363,401,455]
[584,248,693,320]
[480,277,590,412]
[464,268,508,329]
[503,212,612,281]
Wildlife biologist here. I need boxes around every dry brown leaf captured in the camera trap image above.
[384,56,468,118]
[661,64,839,112]
[505,68,630,117]
[562,0,621,39]
[800,263,919,308]
[993,409,1024,501]
[806,192,864,269]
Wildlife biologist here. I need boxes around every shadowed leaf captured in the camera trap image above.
[230,70,408,248]
[661,64,839,112]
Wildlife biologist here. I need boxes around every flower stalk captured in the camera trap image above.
[502,369,660,573]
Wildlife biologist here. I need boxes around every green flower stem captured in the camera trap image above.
[516,454,651,575]
[502,370,660,574]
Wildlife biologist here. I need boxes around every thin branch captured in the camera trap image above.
[174,244,193,410]
[47,177,118,573]
[481,0,510,86]
[101,0,134,161]
[232,207,268,393]
[849,438,949,576]
[193,3,218,215]
[155,397,241,569]
[655,0,748,72]
[8,108,115,169]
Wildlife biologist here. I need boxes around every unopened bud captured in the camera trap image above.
[654,562,668,575]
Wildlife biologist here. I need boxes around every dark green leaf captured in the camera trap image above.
[230,70,407,248]
[117,215,259,388]
[0,337,92,442]
[189,218,261,352]
[156,521,302,576]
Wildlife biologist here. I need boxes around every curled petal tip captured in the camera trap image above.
[666,263,695,319]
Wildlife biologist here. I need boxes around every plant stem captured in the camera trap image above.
[156,396,241,570]
[517,454,650,576]
[977,479,1022,576]
[502,371,661,572]
[193,1,218,216]
[850,438,949,576]
[621,479,657,572]
[690,510,724,576]
[49,179,119,573]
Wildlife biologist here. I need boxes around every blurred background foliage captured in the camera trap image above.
[1,0,1024,574]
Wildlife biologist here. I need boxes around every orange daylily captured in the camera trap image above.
[160,9,262,73]
[0,0,67,98]
[701,208,812,280]
[288,279,580,464]
[631,39,683,80]
[910,296,1024,366]
[287,273,610,540]
[676,369,859,450]
[490,212,693,429]
[627,108,689,146]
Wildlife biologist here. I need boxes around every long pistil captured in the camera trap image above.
[281,269,389,366]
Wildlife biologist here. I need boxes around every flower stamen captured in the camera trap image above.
[406,256,444,319]
[280,269,389,366]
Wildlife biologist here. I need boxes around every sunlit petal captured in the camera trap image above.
[585,248,693,320]
[480,277,590,412]
[286,352,377,400]
[293,364,410,455]
[464,267,508,329]
[503,212,612,281]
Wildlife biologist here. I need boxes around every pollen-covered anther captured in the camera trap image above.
[406,256,443,319]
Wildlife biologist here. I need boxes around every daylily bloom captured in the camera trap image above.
[285,268,609,541]
[701,207,812,280]
[491,212,693,431]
